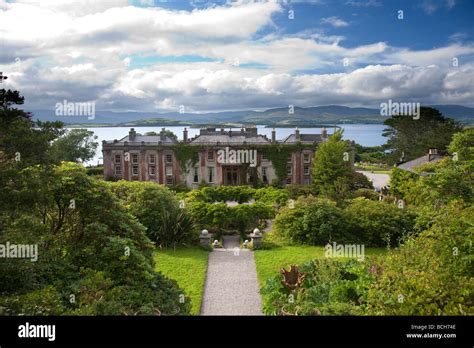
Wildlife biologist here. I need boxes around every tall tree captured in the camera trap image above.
[312,130,353,198]
[49,129,98,163]
[383,107,463,163]
[0,76,65,166]
[448,128,474,162]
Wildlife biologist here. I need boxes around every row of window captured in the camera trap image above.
[205,152,312,163]
[191,167,213,184]
[114,153,173,164]
[286,165,311,175]
[115,165,310,181]
[115,165,174,175]
[114,163,174,185]
[115,152,312,165]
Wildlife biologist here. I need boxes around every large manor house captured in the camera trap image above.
[102,126,332,188]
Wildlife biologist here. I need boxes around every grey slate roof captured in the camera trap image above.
[397,154,445,172]
[281,133,323,143]
[104,133,177,146]
[190,134,270,145]
[104,127,326,147]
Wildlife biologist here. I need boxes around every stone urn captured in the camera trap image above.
[250,228,263,248]
[199,229,211,247]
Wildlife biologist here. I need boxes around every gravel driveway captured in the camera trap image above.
[200,235,262,315]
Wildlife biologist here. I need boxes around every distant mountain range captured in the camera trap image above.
[29,104,474,127]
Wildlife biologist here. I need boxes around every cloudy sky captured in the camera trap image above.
[1,0,474,113]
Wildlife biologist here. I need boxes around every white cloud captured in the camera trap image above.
[345,0,381,7]
[449,32,468,42]
[321,16,349,28]
[0,0,473,112]
[420,0,456,14]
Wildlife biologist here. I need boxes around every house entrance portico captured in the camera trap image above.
[222,166,244,186]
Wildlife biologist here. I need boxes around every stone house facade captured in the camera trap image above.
[102,126,329,188]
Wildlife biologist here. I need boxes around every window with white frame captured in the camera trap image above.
[131,154,139,164]
[193,167,199,183]
[165,166,173,176]
[149,165,156,176]
[149,154,156,164]
[207,151,214,161]
[165,154,173,163]
[304,166,310,175]
[132,165,139,176]
[208,167,214,183]
[287,166,292,175]
[114,166,122,175]
[287,155,292,163]
[166,177,174,185]
[303,153,310,163]
[114,154,121,163]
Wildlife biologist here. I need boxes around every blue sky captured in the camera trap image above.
[1,0,473,111]
[131,0,474,49]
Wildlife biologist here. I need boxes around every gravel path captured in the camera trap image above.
[200,235,263,315]
[358,170,390,191]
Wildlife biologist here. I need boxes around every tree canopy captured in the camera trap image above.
[383,107,463,163]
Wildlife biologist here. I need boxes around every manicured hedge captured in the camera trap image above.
[274,196,417,247]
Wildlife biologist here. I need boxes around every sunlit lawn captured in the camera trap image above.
[154,247,209,315]
[254,233,387,290]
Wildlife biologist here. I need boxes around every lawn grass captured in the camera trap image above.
[355,164,392,174]
[154,247,209,315]
[253,234,387,290]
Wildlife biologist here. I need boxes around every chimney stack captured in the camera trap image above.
[129,128,136,141]
[183,127,188,143]
[321,127,328,138]
[160,127,166,141]
[295,127,300,141]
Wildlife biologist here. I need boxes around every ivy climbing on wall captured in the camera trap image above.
[171,143,205,174]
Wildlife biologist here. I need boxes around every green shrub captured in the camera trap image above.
[366,203,473,315]
[188,200,274,236]
[350,171,374,190]
[150,208,198,248]
[254,186,290,206]
[0,163,191,316]
[343,198,417,247]
[187,201,230,233]
[110,181,198,248]
[274,196,417,247]
[274,196,344,245]
[86,166,103,176]
[231,202,275,236]
[285,184,315,199]
[65,268,190,316]
[389,167,418,201]
[353,188,379,200]
[190,186,255,203]
[0,286,65,316]
[261,259,371,315]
